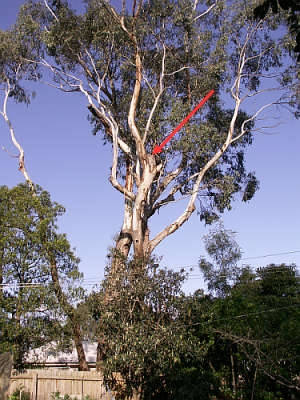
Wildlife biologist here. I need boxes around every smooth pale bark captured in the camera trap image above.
[132,155,160,258]
[114,159,134,261]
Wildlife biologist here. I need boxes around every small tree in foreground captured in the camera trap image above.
[0,184,88,370]
[87,254,207,399]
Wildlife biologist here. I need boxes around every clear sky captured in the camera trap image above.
[1,0,299,294]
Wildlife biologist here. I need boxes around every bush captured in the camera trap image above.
[50,392,95,400]
[9,387,30,400]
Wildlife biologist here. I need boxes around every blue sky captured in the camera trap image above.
[1,0,299,293]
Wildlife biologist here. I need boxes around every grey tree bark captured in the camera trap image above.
[0,353,13,400]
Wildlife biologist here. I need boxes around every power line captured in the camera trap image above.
[1,265,298,287]
[1,250,299,288]
[1,270,298,288]
[164,250,300,271]
[189,304,300,326]
[241,250,300,261]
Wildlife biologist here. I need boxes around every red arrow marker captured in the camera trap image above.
[152,89,215,155]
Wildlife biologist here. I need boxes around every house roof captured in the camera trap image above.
[25,341,97,365]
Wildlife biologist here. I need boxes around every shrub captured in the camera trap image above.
[9,387,30,400]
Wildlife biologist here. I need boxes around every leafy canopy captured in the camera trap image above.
[0,184,84,368]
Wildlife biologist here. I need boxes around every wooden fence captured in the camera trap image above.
[8,369,115,400]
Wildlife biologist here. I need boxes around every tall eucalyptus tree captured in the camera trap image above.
[5,0,299,265]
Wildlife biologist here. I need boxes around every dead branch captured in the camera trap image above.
[44,0,58,22]
[0,79,35,191]
[193,1,218,21]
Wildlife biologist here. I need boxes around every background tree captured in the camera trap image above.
[216,264,300,398]
[199,260,300,398]
[199,223,242,297]
[196,223,300,398]
[10,0,297,268]
[0,184,89,370]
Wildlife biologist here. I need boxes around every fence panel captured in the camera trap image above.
[8,369,115,400]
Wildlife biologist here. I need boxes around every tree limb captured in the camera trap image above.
[110,118,135,202]
[193,2,218,21]
[0,80,34,191]
[128,50,147,165]
[87,104,132,157]
[143,44,166,143]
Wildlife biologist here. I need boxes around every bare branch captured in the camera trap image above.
[152,170,202,213]
[0,80,35,191]
[151,155,187,207]
[87,104,132,157]
[193,0,199,10]
[83,42,114,105]
[216,330,300,392]
[132,0,143,18]
[128,51,147,163]
[231,21,264,101]
[142,73,156,99]
[230,101,279,144]
[44,0,59,22]
[103,1,147,165]
[1,145,18,158]
[193,2,217,21]
[148,92,242,253]
[164,66,191,76]
[241,85,290,101]
[43,81,80,92]
[143,44,166,143]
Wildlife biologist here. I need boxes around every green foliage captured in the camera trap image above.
[86,254,205,399]
[199,223,242,296]
[0,12,42,104]
[80,230,299,399]
[3,0,297,233]
[2,2,299,394]
[206,263,300,398]
[0,183,84,369]
[8,387,30,400]
[197,226,299,397]
[50,392,94,400]
[15,0,297,222]
[254,0,300,60]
